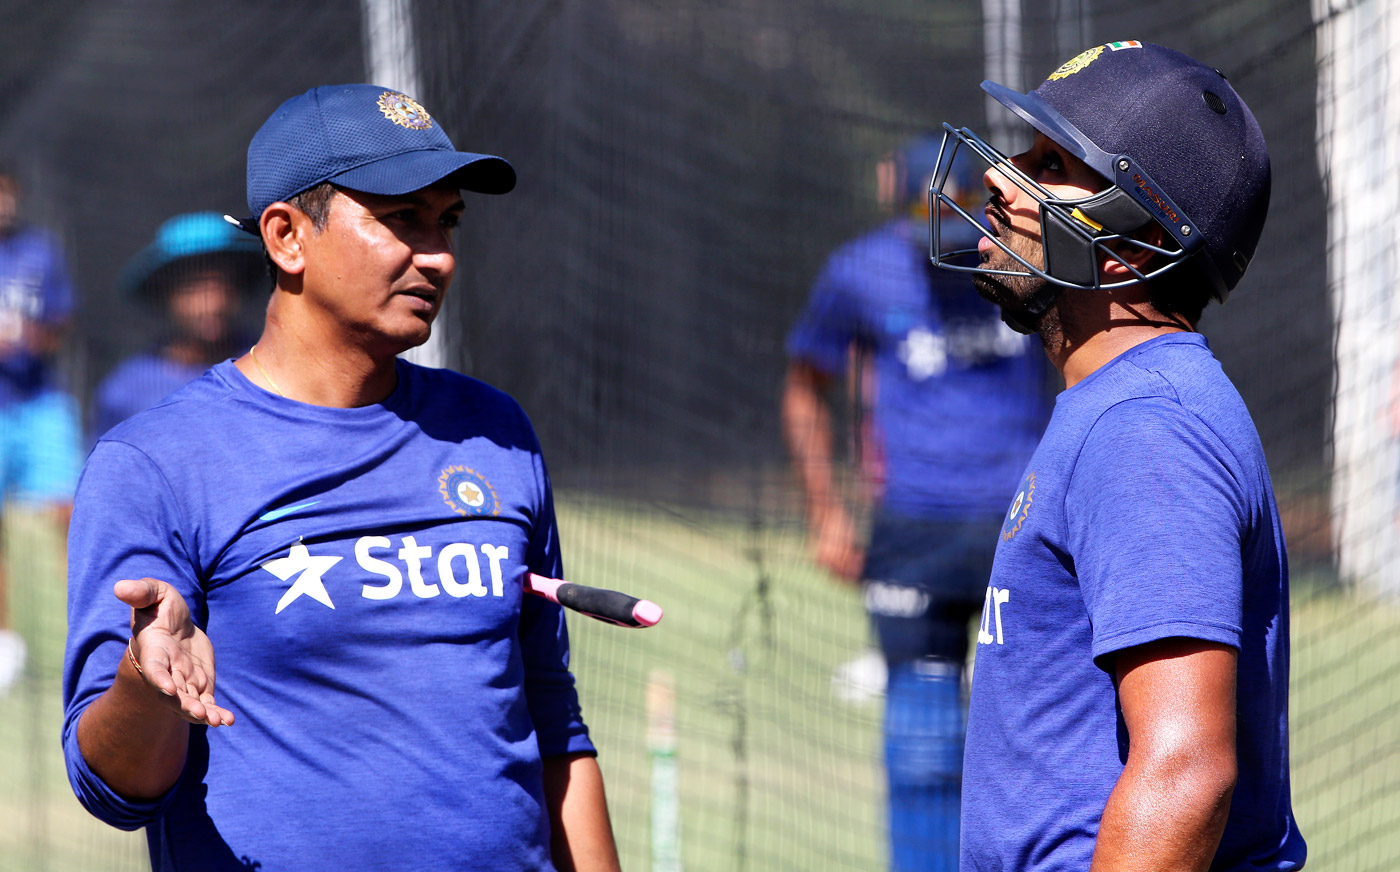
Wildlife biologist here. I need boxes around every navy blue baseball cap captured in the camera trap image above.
[228,84,516,234]
[983,41,1270,296]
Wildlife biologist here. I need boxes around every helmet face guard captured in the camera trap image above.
[928,123,1211,300]
[928,42,1272,321]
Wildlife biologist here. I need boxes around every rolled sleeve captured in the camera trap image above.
[62,440,203,828]
[62,697,177,830]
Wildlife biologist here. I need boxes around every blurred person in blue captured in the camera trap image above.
[781,136,1049,871]
[91,212,263,439]
[0,161,81,696]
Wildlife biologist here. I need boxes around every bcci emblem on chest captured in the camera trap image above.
[439,465,500,517]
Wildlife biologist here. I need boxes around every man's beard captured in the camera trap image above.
[973,237,1055,335]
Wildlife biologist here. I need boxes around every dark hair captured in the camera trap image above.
[291,182,337,230]
[263,182,338,285]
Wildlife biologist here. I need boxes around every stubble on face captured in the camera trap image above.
[972,190,1051,322]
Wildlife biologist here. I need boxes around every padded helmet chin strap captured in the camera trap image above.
[998,186,1158,335]
[1042,185,1156,287]
[998,306,1042,336]
[998,276,1064,335]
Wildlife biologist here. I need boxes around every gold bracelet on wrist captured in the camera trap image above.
[126,638,145,678]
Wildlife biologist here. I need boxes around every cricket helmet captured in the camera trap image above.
[929,41,1271,308]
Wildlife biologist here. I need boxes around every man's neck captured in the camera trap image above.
[1040,293,1192,389]
[236,305,403,409]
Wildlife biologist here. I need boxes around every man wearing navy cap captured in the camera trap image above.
[62,85,620,871]
[928,43,1305,870]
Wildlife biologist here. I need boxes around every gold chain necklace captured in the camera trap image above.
[248,345,285,397]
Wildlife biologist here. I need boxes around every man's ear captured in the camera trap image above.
[1101,222,1166,281]
[261,203,307,278]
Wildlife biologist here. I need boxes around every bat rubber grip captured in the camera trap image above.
[555,582,662,628]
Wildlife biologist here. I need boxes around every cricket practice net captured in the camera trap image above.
[0,1,1396,869]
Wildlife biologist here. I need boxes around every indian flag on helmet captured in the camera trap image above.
[1107,40,1143,51]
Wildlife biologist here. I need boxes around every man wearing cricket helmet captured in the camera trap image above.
[930,42,1305,871]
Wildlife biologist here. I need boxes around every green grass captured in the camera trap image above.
[559,496,883,871]
[1288,583,1400,872]
[4,497,1400,871]
[0,509,148,872]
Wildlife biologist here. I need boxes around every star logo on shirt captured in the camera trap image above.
[458,481,485,507]
[263,540,343,614]
[898,326,947,380]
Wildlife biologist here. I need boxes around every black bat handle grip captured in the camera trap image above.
[554,583,647,628]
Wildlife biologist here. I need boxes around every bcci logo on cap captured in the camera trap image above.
[378,91,433,130]
[1046,41,1141,81]
[1048,46,1104,80]
[438,465,500,517]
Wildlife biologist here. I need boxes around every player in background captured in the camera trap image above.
[90,212,263,439]
[929,42,1305,871]
[781,136,1049,871]
[0,162,81,696]
[62,85,620,872]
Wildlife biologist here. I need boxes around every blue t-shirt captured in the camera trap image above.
[0,225,74,403]
[961,333,1305,871]
[63,359,593,871]
[90,352,208,442]
[786,218,1048,519]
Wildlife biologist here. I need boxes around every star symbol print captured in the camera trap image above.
[263,541,344,614]
[458,480,485,507]
[898,326,947,380]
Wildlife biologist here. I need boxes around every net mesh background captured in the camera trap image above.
[0,0,1390,869]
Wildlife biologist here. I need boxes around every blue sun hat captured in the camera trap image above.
[227,84,516,234]
[120,211,265,300]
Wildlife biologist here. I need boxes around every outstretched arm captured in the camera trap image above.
[543,752,620,872]
[1091,637,1238,871]
[75,577,232,800]
[781,360,862,581]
